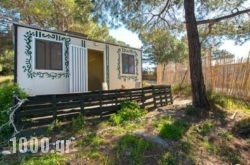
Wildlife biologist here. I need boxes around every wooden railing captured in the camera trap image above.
[15,85,172,129]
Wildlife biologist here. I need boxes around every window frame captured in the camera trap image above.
[120,53,136,76]
[34,38,63,71]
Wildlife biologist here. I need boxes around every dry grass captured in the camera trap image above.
[0,75,13,86]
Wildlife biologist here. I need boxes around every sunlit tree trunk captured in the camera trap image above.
[184,0,210,109]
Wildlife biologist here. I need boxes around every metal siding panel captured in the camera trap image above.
[69,45,87,93]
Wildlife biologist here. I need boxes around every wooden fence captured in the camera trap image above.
[15,85,172,129]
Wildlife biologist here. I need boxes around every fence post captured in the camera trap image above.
[164,86,168,105]
[80,93,85,116]
[159,87,163,106]
[129,90,132,101]
[169,86,173,104]
[152,86,157,109]
[115,90,118,105]
[52,95,57,121]
[141,87,145,109]
[99,90,103,119]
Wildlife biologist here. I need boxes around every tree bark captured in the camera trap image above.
[184,0,210,109]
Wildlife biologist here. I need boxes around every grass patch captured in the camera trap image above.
[153,115,173,128]
[0,75,13,86]
[110,101,146,125]
[216,145,241,164]
[159,152,177,165]
[19,153,67,165]
[196,121,214,136]
[207,91,250,113]
[79,132,103,147]
[232,117,250,138]
[172,83,191,96]
[46,119,62,135]
[201,141,215,153]
[154,116,190,141]
[158,119,190,141]
[179,140,192,154]
[71,113,85,133]
[115,134,153,165]
[185,105,204,117]
[217,130,232,140]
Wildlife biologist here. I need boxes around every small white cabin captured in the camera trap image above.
[13,24,142,95]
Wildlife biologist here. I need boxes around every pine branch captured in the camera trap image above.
[196,8,250,25]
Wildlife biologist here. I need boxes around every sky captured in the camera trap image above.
[110,27,250,59]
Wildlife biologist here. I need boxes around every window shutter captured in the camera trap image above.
[50,42,62,70]
[36,40,46,69]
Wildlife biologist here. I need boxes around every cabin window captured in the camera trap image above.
[35,39,62,70]
[121,53,135,74]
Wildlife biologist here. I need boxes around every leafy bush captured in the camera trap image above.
[0,50,14,75]
[110,101,146,125]
[159,119,189,141]
[0,83,27,111]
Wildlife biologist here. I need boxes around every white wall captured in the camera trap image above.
[108,45,142,90]
[16,25,141,95]
[17,27,81,95]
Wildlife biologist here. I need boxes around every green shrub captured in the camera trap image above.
[159,119,189,141]
[197,121,214,136]
[110,101,146,125]
[47,119,61,134]
[0,50,14,75]
[153,116,173,129]
[71,113,85,132]
[0,83,27,112]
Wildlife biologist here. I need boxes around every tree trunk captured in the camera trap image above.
[184,0,210,109]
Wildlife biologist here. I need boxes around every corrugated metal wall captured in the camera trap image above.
[69,45,88,93]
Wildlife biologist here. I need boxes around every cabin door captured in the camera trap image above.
[69,45,88,93]
[87,49,104,91]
